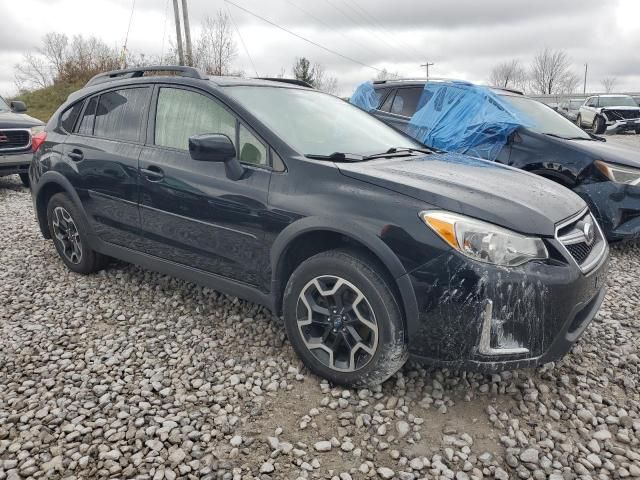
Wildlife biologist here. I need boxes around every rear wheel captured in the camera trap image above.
[283,249,408,387]
[19,173,30,188]
[593,115,606,134]
[46,193,106,274]
[576,115,582,128]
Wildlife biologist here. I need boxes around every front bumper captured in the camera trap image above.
[605,118,640,134]
[0,152,32,176]
[574,181,640,241]
[403,242,609,372]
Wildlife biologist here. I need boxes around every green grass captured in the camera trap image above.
[12,81,85,122]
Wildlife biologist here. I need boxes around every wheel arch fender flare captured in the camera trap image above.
[34,171,96,243]
[269,216,419,328]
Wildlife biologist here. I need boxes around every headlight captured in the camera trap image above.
[594,160,640,185]
[420,211,548,266]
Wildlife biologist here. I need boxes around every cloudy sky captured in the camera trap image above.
[1,0,639,97]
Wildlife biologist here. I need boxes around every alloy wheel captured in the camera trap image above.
[296,275,378,372]
[51,206,83,264]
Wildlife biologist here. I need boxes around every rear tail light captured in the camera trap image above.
[32,131,47,152]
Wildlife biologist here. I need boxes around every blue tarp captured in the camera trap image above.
[351,80,533,161]
[349,81,379,111]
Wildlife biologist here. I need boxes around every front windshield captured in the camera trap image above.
[598,96,637,107]
[224,86,422,156]
[500,95,591,140]
[0,96,9,111]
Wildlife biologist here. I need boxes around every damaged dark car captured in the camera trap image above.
[31,67,608,386]
[356,79,640,242]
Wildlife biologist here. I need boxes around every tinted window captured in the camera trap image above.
[77,96,98,135]
[390,87,424,117]
[155,88,236,150]
[59,102,84,134]
[238,124,267,166]
[375,87,392,109]
[94,88,150,142]
[0,96,9,112]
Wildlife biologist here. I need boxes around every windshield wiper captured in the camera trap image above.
[305,152,365,162]
[363,146,435,160]
[543,133,592,141]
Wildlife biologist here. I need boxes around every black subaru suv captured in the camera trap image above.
[0,95,45,186]
[30,67,609,386]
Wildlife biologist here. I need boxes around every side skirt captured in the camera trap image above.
[96,240,277,312]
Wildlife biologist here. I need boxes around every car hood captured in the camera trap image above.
[337,152,585,237]
[598,106,640,112]
[0,111,44,129]
[568,139,640,169]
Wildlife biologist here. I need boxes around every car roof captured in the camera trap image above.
[595,94,633,97]
[372,78,523,96]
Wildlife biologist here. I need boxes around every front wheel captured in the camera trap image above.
[575,115,582,128]
[283,249,408,387]
[593,116,606,134]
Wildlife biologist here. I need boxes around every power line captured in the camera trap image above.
[225,0,382,72]
[347,0,424,60]
[121,0,137,66]
[160,0,170,60]
[226,3,259,77]
[282,0,387,62]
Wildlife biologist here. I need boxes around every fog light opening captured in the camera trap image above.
[478,300,530,356]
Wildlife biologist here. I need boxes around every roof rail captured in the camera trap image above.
[373,77,471,85]
[85,65,208,87]
[255,77,313,88]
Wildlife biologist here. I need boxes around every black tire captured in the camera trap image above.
[283,248,408,387]
[593,115,606,134]
[635,128,640,134]
[46,193,106,274]
[575,115,582,128]
[18,173,30,188]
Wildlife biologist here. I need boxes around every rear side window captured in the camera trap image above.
[390,87,424,117]
[155,88,236,150]
[379,90,396,112]
[375,87,392,109]
[59,102,84,134]
[93,88,150,142]
[77,96,98,135]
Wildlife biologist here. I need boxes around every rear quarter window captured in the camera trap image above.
[59,102,84,134]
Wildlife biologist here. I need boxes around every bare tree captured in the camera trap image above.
[489,59,527,91]
[374,68,399,81]
[313,63,339,95]
[14,53,52,91]
[530,48,579,95]
[601,77,618,93]
[195,11,238,76]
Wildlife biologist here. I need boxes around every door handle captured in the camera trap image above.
[140,165,165,181]
[68,149,84,161]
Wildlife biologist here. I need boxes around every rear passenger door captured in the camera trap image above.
[373,87,424,133]
[137,86,272,287]
[65,86,151,247]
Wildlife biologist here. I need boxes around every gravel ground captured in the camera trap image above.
[1,173,639,480]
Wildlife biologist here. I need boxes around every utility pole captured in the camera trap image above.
[181,0,194,66]
[420,62,434,82]
[172,0,185,66]
[583,63,588,95]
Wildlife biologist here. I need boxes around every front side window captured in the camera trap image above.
[93,88,150,142]
[155,88,236,151]
[379,90,396,112]
[390,87,424,117]
[0,96,9,112]
[238,124,267,166]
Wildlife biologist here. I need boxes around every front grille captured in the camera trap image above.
[565,241,594,264]
[0,129,31,151]
[603,109,640,121]
[556,211,606,272]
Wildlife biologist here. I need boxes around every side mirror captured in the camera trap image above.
[189,133,245,181]
[10,101,27,113]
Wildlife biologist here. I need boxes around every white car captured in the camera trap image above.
[577,94,640,134]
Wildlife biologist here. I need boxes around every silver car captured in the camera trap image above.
[577,94,640,134]
[558,98,584,122]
